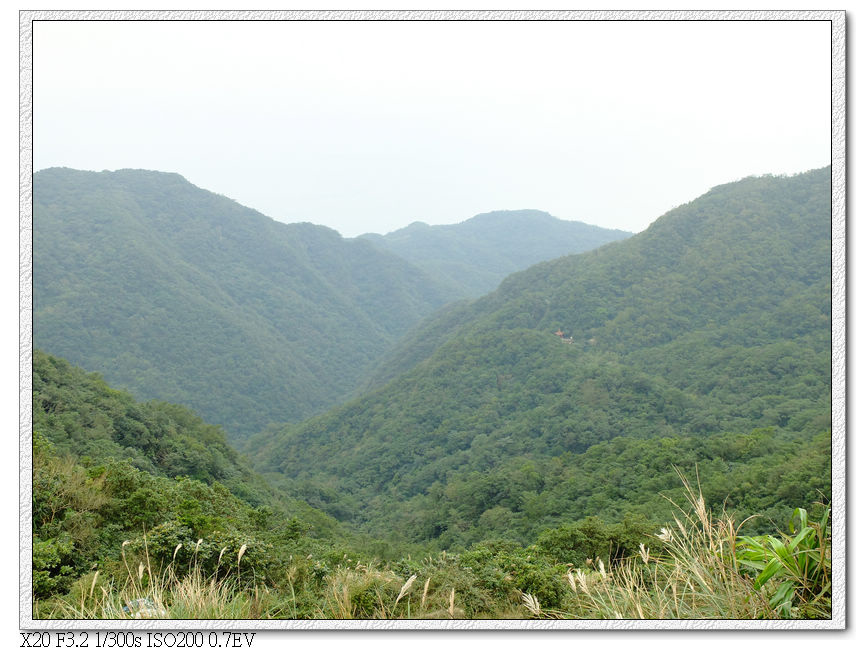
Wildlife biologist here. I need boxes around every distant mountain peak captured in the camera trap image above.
[360,209,631,298]
[33,167,455,440]
[462,208,554,223]
[249,167,831,546]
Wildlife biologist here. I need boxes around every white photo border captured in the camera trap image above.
[19,8,847,631]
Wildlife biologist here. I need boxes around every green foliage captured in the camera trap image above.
[31,357,353,602]
[34,401,832,620]
[33,536,77,599]
[362,210,630,299]
[38,488,832,620]
[461,540,567,608]
[248,168,831,547]
[31,438,335,602]
[32,349,269,501]
[32,168,834,621]
[34,167,455,439]
[736,506,831,618]
[535,515,656,567]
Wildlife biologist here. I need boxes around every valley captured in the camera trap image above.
[30,167,834,621]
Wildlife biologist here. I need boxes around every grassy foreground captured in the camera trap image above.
[35,478,831,621]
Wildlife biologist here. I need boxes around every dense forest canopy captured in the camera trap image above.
[32,349,831,620]
[247,168,831,548]
[33,168,454,439]
[361,209,631,297]
[31,166,834,621]
[34,169,627,441]
[31,350,350,601]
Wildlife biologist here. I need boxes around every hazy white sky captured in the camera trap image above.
[33,18,831,237]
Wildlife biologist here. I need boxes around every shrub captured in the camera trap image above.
[33,536,77,599]
[461,540,566,608]
[736,505,831,618]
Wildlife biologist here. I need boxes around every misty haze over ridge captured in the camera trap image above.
[33,166,630,439]
[243,166,831,547]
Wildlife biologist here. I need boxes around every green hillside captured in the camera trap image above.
[32,351,831,620]
[31,167,834,621]
[361,209,631,297]
[31,349,347,602]
[248,168,831,549]
[33,168,454,439]
[34,349,263,498]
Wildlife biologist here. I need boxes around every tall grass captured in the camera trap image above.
[38,535,263,619]
[542,474,830,620]
[35,478,831,620]
[319,560,461,619]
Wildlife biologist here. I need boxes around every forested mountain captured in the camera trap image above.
[31,169,834,621]
[34,349,261,497]
[36,350,830,620]
[360,210,631,297]
[33,168,455,439]
[31,349,346,601]
[248,168,832,549]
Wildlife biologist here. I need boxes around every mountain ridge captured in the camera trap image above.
[34,168,635,440]
[33,167,455,439]
[360,208,631,297]
[247,167,831,547]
